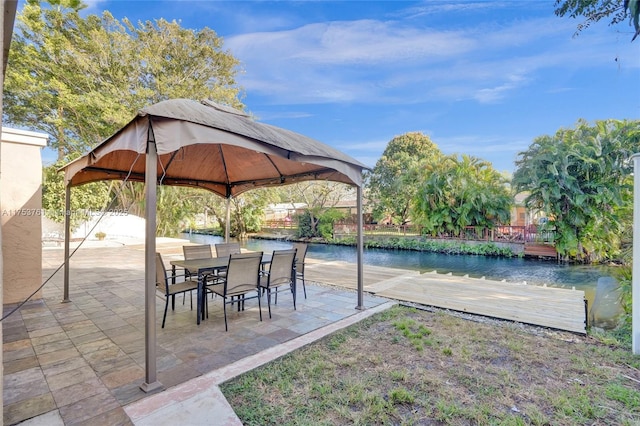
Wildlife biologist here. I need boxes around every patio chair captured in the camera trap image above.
[183,244,213,278]
[207,252,264,331]
[259,248,297,318]
[215,242,241,259]
[292,242,308,298]
[213,242,242,284]
[156,252,199,328]
[182,244,213,304]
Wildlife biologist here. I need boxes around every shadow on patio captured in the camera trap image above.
[3,241,388,425]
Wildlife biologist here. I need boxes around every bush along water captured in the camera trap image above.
[331,236,518,257]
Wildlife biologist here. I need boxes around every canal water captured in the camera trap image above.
[182,233,616,296]
[183,233,628,328]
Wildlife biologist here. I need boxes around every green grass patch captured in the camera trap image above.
[220,305,640,425]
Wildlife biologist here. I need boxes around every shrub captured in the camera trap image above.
[358,237,516,257]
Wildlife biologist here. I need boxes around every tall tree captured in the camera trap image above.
[195,188,282,239]
[5,0,244,235]
[366,132,442,225]
[42,159,110,230]
[554,0,640,41]
[288,181,354,237]
[229,189,279,239]
[512,119,640,262]
[413,155,512,237]
[5,0,243,158]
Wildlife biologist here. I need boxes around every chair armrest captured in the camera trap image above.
[165,270,199,284]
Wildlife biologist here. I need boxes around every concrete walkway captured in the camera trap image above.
[303,259,587,333]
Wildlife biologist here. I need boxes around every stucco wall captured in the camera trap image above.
[1,127,48,304]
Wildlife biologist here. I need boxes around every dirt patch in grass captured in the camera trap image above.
[221,304,640,425]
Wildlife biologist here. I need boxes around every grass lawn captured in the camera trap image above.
[221,305,640,425]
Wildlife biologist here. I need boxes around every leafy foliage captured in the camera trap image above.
[42,161,109,230]
[5,0,243,157]
[5,0,245,236]
[554,0,639,41]
[286,182,353,238]
[366,132,443,225]
[297,208,346,239]
[229,189,279,239]
[412,155,513,237]
[333,236,518,257]
[607,184,633,342]
[296,211,315,239]
[512,119,640,262]
[155,186,202,237]
[317,208,347,239]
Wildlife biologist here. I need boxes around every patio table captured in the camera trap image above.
[170,253,273,325]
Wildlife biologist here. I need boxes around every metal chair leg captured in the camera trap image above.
[223,300,228,331]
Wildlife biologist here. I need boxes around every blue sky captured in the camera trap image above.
[67,1,640,172]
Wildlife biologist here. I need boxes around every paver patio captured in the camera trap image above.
[3,241,387,425]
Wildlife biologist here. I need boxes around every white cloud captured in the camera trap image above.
[84,0,638,111]
[83,0,110,15]
[435,134,530,159]
[473,72,529,104]
[220,2,638,110]
[252,110,314,120]
[227,19,473,67]
[224,18,478,104]
[430,134,532,172]
[292,21,473,64]
[400,1,511,19]
[340,139,390,152]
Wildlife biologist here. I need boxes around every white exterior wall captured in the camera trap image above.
[1,127,48,304]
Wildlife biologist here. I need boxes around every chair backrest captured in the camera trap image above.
[292,243,308,271]
[224,252,263,296]
[266,249,297,288]
[215,242,241,259]
[183,244,213,260]
[155,252,169,295]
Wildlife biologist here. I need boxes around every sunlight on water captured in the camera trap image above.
[182,234,616,294]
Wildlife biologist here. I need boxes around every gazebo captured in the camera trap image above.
[59,99,369,391]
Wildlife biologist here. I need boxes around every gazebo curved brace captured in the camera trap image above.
[67,165,351,195]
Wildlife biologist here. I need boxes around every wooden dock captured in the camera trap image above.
[524,243,558,259]
[304,260,586,334]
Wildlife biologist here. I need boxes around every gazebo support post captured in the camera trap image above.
[62,184,71,302]
[356,185,365,309]
[225,197,231,242]
[140,137,163,393]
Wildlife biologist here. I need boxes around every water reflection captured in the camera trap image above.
[183,233,626,328]
[182,233,615,293]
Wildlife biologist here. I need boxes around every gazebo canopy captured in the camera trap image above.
[59,98,368,392]
[62,99,368,196]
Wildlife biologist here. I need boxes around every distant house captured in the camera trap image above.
[511,192,546,227]
[265,200,375,224]
[264,203,307,221]
[326,199,375,223]
[314,195,542,228]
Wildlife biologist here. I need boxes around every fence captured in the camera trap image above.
[264,219,298,229]
[333,223,421,237]
[333,223,555,244]
[264,220,555,244]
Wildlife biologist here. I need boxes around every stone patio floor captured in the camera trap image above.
[3,241,388,425]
